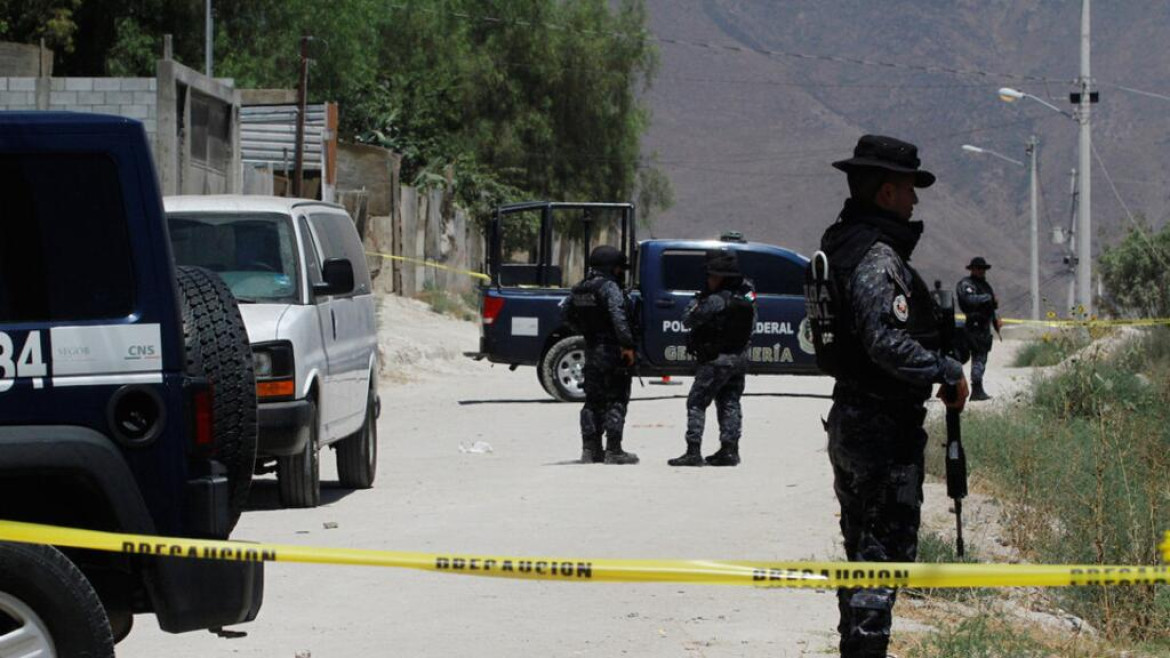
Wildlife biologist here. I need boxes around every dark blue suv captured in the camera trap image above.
[0,113,263,655]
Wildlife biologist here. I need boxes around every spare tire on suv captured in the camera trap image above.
[177,265,258,531]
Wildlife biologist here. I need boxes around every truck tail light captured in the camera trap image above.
[482,296,505,325]
[193,386,215,452]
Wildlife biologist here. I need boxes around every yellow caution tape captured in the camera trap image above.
[1163,531,1170,563]
[1,521,1168,589]
[957,314,1170,328]
[366,251,490,281]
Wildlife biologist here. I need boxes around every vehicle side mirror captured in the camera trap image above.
[314,258,355,296]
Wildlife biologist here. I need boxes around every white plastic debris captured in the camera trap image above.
[459,441,494,454]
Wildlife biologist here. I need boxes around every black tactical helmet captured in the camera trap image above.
[589,245,628,269]
[705,248,741,277]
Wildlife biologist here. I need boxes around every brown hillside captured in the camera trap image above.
[642,0,1170,317]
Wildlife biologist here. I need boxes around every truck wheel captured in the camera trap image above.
[537,366,559,399]
[278,399,320,508]
[0,542,115,658]
[540,336,588,403]
[337,386,377,489]
[177,266,258,534]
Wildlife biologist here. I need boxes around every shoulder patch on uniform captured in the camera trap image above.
[888,267,911,298]
[892,294,910,322]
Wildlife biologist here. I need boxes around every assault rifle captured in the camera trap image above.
[932,282,968,558]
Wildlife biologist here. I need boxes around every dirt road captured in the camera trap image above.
[120,301,1020,657]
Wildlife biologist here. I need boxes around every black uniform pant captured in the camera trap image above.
[685,353,747,446]
[826,394,927,658]
[967,326,993,386]
[580,343,632,449]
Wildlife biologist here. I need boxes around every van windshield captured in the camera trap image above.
[168,212,300,303]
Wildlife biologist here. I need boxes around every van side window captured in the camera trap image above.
[308,212,372,295]
[0,153,134,322]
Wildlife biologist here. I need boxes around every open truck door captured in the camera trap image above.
[476,202,636,402]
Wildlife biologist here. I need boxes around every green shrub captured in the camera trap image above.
[416,283,476,322]
[932,328,1170,646]
[1012,330,1089,367]
[914,613,1050,658]
[911,531,992,604]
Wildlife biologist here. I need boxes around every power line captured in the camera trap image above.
[1097,80,1170,103]
[1091,143,1170,268]
[654,74,1004,90]
[383,3,1068,85]
[650,114,1064,167]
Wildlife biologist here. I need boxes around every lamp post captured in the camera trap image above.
[997,0,1094,316]
[205,0,213,76]
[961,138,1041,320]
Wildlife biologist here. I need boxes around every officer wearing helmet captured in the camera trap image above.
[668,248,756,467]
[563,245,640,464]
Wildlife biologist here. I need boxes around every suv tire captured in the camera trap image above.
[177,266,258,532]
[540,336,588,403]
[0,542,115,658]
[278,399,320,508]
[337,386,377,489]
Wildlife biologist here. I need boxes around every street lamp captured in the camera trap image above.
[997,87,1073,118]
[961,144,1024,167]
[962,138,1040,320]
[996,1,1094,316]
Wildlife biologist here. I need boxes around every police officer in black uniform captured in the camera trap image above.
[565,245,639,465]
[668,248,757,467]
[817,135,968,657]
[956,257,1001,401]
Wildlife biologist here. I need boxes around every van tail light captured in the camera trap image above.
[192,385,215,453]
[482,296,505,325]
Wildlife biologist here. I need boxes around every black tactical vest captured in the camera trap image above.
[809,224,939,399]
[568,275,615,343]
[686,284,755,362]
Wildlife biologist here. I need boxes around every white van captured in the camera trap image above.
[166,196,379,508]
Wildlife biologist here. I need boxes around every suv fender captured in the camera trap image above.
[0,427,263,633]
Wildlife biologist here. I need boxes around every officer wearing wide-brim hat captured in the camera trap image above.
[957,256,1000,401]
[813,134,968,657]
[832,134,938,188]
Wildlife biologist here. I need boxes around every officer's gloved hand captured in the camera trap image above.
[938,376,969,412]
[621,348,636,367]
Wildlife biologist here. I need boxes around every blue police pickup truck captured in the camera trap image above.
[467,202,818,401]
[0,113,262,655]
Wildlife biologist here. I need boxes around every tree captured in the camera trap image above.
[3,0,670,222]
[0,0,81,52]
[1097,219,1170,318]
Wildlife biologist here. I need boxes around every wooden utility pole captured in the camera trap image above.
[292,35,310,198]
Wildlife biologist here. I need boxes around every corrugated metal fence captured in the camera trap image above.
[241,104,327,171]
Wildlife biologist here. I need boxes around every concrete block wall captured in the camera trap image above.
[0,77,158,136]
[0,77,37,110]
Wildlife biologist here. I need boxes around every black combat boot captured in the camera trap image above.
[970,382,992,401]
[580,438,604,464]
[667,443,704,467]
[704,442,740,467]
[603,438,639,465]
